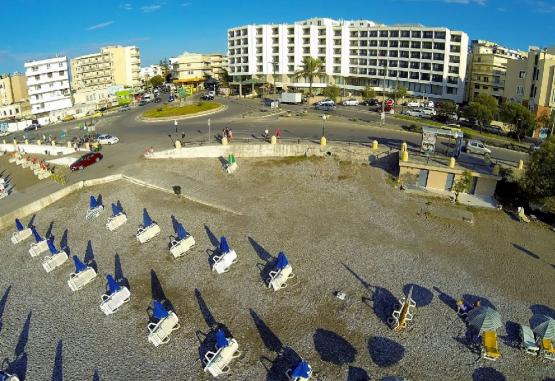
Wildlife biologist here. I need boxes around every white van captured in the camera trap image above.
[142,93,154,102]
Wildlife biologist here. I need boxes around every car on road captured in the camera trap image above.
[361,99,379,106]
[62,115,75,122]
[70,152,103,171]
[96,134,119,145]
[484,125,505,135]
[342,98,359,106]
[201,94,214,101]
[405,101,421,107]
[119,105,131,112]
[314,103,336,111]
[465,140,491,156]
[315,99,335,107]
[23,123,41,131]
[139,100,148,106]
[403,109,423,117]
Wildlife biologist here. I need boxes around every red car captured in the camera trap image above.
[70,152,103,171]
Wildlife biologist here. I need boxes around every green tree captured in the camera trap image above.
[434,100,457,123]
[219,68,232,87]
[464,94,498,133]
[522,135,555,206]
[394,86,407,100]
[452,170,473,202]
[362,86,376,100]
[293,56,324,96]
[149,75,164,89]
[322,84,340,102]
[500,102,536,141]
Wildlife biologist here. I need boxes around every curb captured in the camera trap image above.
[139,104,227,123]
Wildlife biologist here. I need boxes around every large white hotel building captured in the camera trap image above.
[228,18,469,103]
[24,56,72,115]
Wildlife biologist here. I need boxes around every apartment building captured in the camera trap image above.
[24,56,72,115]
[0,73,30,120]
[227,18,468,103]
[171,52,227,88]
[466,40,527,103]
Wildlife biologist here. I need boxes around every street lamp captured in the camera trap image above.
[322,114,328,137]
[269,60,279,105]
[381,63,387,125]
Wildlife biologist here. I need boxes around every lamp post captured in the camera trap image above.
[270,60,279,105]
[381,63,387,125]
[322,114,328,137]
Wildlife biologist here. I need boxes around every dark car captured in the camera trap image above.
[119,105,131,112]
[139,100,148,106]
[168,95,175,102]
[361,99,379,106]
[154,97,162,103]
[314,104,336,111]
[24,123,41,131]
[70,152,103,171]
[201,94,214,101]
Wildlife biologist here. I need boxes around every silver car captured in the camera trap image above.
[465,139,491,155]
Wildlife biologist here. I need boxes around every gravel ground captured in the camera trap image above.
[0,157,554,381]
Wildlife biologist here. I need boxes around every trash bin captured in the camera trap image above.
[173,186,181,196]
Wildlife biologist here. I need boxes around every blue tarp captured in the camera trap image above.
[219,236,230,253]
[152,300,169,320]
[72,255,88,273]
[291,360,311,378]
[15,218,25,231]
[216,329,230,349]
[106,275,120,294]
[31,226,42,242]
[47,239,59,254]
[276,251,288,270]
[89,195,97,209]
[143,208,153,227]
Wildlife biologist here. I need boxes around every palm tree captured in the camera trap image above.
[294,57,324,96]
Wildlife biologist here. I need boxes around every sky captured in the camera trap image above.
[1,0,554,73]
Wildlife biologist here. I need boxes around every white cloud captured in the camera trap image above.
[120,3,133,10]
[86,21,115,31]
[141,4,161,12]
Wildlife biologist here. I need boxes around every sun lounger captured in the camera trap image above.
[106,202,127,231]
[519,324,539,355]
[169,217,195,258]
[8,153,19,163]
[224,154,238,174]
[541,338,555,361]
[11,219,32,244]
[268,252,295,291]
[388,287,417,331]
[286,360,312,381]
[99,275,130,315]
[67,256,97,291]
[20,157,32,168]
[136,209,160,244]
[42,240,68,273]
[212,237,238,274]
[28,226,49,257]
[147,301,180,347]
[517,207,530,223]
[203,330,242,378]
[37,170,51,180]
[86,195,104,220]
[482,330,501,361]
[15,155,26,165]
[0,370,20,381]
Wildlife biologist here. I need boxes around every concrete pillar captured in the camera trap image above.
[449,157,455,169]
[84,142,90,150]
[175,140,182,149]
[372,140,378,150]
[24,139,29,145]
[518,160,524,170]
[13,138,17,145]
[222,137,228,145]
[271,135,277,145]
[401,150,409,162]
[492,164,500,176]
[320,136,327,146]
[37,140,41,145]
[401,142,407,152]
[51,141,56,146]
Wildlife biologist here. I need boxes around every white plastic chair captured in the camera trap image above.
[169,235,195,258]
[100,287,131,315]
[212,249,238,274]
[68,267,97,291]
[203,338,241,378]
[268,264,295,291]
[42,250,69,273]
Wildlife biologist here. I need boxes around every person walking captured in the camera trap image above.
[274,127,281,139]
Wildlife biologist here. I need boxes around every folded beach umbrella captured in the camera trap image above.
[47,239,59,255]
[15,218,25,231]
[532,315,555,340]
[176,223,188,240]
[72,255,88,273]
[152,300,170,320]
[143,208,153,227]
[89,195,98,209]
[219,236,230,253]
[106,275,120,295]
[111,203,121,217]
[467,307,502,334]
[31,226,42,242]
[216,329,230,349]
[276,252,289,270]
[291,360,311,379]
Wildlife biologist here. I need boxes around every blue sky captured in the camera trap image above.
[1,0,554,73]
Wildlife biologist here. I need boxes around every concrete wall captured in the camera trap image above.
[427,170,449,190]
[474,177,497,196]
[0,143,86,156]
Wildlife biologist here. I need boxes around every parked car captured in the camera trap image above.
[70,152,103,171]
[484,125,504,135]
[316,99,335,106]
[168,95,175,102]
[314,104,336,111]
[96,134,119,145]
[419,108,437,116]
[154,97,162,103]
[465,140,491,156]
[139,100,148,106]
[342,98,359,106]
[119,105,131,112]
[404,109,423,117]
[361,98,379,106]
[62,115,75,122]
[23,123,41,131]
[201,94,214,101]
[90,111,103,118]
[405,101,421,107]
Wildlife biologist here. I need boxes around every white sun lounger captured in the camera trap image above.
[21,159,32,168]
[106,213,127,231]
[67,267,98,291]
[203,338,241,378]
[15,155,26,165]
[29,239,49,257]
[136,224,161,244]
[268,264,295,291]
[86,205,104,220]
[37,170,51,180]
[100,287,131,315]
[225,162,238,174]
[147,311,180,347]
[11,227,32,244]
[8,153,19,163]
[520,324,539,355]
[212,249,238,274]
[517,207,530,223]
[42,251,69,273]
[169,235,195,258]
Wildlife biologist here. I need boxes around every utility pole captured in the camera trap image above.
[381,63,387,125]
[270,60,279,104]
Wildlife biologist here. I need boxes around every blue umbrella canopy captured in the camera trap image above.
[216,329,230,349]
[15,218,25,231]
[152,300,169,320]
[176,223,188,240]
[31,226,42,242]
[106,275,120,294]
[116,200,124,213]
[47,239,59,254]
[171,215,179,233]
[111,203,120,216]
[276,252,289,270]
[143,208,153,227]
[291,360,311,378]
[219,237,230,253]
[72,255,88,273]
[89,195,98,209]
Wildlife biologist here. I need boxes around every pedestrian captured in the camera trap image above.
[228,129,233,141]
[181,132,186,141]
[274,127,281,139]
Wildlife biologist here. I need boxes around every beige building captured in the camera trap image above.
[71,45,141,92]
[466,40,527,103]
[171,52,227,88]
[0,73,28,106]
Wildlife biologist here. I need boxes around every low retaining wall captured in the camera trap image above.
[0,143,86,156]
[146,143,322,159]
